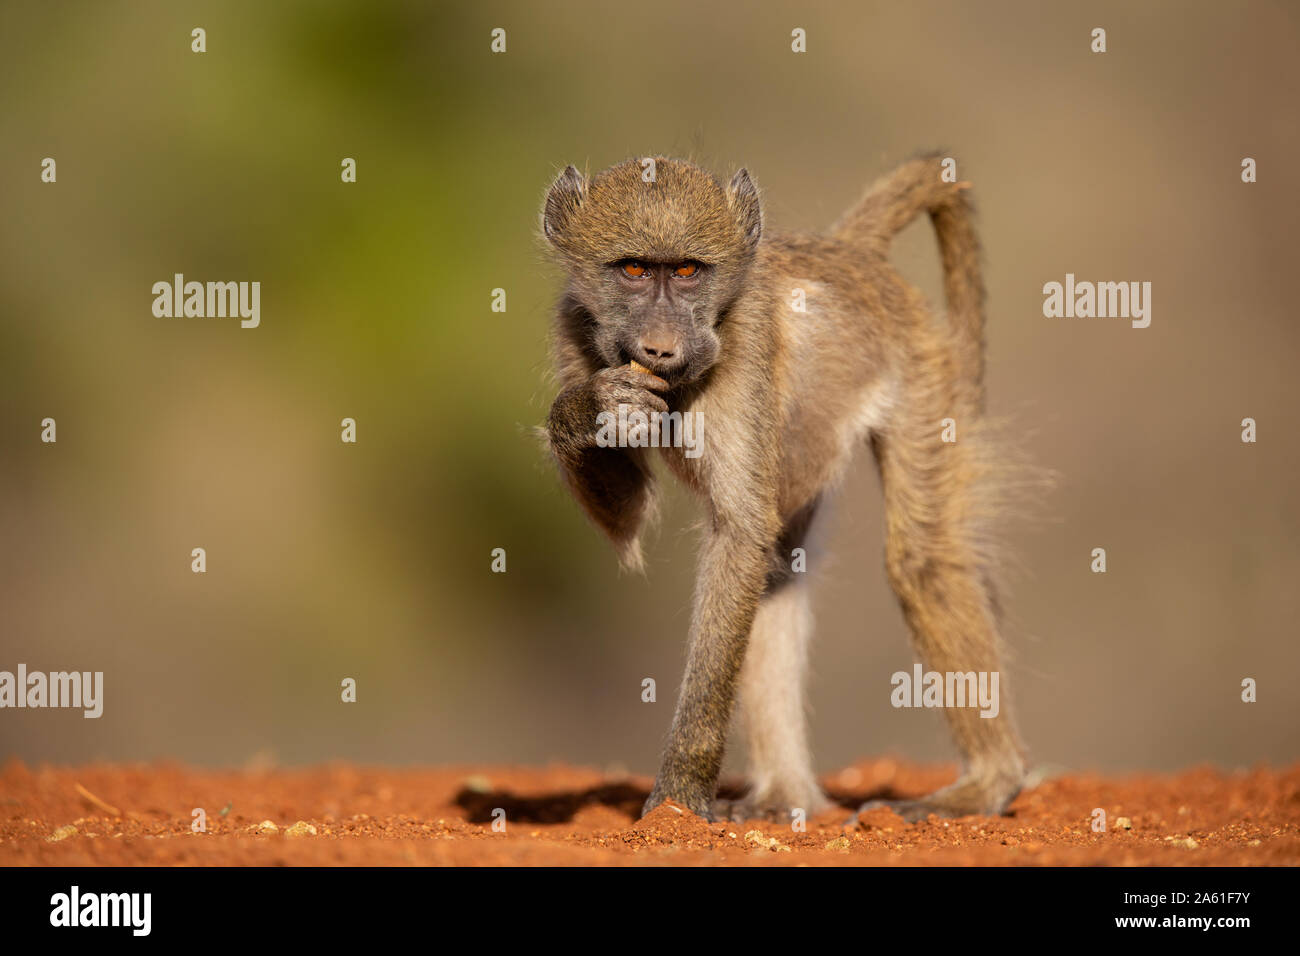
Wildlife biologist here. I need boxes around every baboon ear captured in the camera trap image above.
[543,165,587,242]
[727,168,763,247]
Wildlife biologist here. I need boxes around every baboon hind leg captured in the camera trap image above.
[857,389,1025,823]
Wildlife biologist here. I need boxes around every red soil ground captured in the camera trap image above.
[2,758,1296,866]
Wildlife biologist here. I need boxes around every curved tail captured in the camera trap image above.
[834,153,987,394]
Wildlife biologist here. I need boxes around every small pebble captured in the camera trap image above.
[744,830,789,852]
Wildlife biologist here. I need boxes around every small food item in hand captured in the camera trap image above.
[629,360,652,374]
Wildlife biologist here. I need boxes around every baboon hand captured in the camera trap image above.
[591,364,670,419]
[547,365,670,451]
[642,779,716,822]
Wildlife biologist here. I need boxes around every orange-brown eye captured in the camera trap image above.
[622,262,647,278]
[674,262,698,278]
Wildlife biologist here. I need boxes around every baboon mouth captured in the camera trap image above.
[650,364,692,387]
[623,355,687,383]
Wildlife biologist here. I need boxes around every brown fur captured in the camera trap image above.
[541,153,1025,822]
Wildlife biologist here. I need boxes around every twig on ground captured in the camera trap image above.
[74,782,121,817]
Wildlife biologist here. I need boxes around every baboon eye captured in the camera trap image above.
[622,262,648,278]
[674,262,698,278]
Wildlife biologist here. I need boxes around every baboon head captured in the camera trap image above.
[542,156,763,385]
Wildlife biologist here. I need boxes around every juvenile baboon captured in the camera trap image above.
[541,153,1025,823]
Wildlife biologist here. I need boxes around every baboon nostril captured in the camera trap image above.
[639,336,679,361]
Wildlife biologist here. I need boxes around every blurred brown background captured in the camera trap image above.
[1,0,1296,778]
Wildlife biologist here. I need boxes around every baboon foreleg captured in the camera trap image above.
[643,519,773,821]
